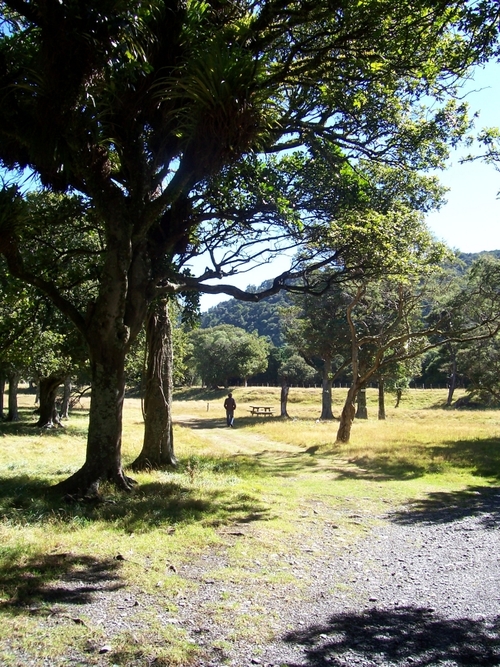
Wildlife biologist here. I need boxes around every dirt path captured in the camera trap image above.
[175,414,304,456]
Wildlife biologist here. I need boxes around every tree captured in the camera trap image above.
[278,148,451,420]
[335,254,500,442]
[132,298,176,470]
[278,353,319,387]
[1,0,498,495]
[375,356,422,414]
[0,264,35,421]
[446,256,500,405]
[281,290,351,420]
[132,293,207,471]
[456,335,500,405]
[277,351,319,418]
[336,279,427,443]
[0,196,93,426]
[190,325,269,387]
[0,258,89,426]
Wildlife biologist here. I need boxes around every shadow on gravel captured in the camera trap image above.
[390,485,500,528]
[0,551,123,615]
[283,606,500,666]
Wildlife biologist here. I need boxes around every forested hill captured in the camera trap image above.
[201,281,293,346]
[201,251,500,346]
[458,250,500,268]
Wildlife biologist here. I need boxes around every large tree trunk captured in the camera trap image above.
[54,349,134,496]
[280,381,290,418]
[337,286,364,443]
[336,382,360,443]
[132,298,177,471]
[61,376,72,420]
[36,373,65,428]
[378,378,386,420]
[355,386,368,419]
[52,232,150,496]
[7,371,19,422]
[320,356,335,420]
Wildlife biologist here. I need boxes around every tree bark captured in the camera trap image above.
[36,373,65,427]
[378,378,386,420]
[7,371,19,422]
[320,356,335,420]
[61,376,71,419]
[280,381,290,418]
[355,386,368,419]
[337,286,364,443]
[132,298,177,471]
[53,349,134,496]
[336,382,359,443]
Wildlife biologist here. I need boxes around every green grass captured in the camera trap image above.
[0,386,499,665]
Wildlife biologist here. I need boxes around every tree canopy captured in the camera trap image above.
[190,324,269,387]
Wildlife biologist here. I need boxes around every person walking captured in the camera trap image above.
[224,392,236,427]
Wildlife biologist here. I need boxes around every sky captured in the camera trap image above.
[197,60,500,311]
[425,61,500,253]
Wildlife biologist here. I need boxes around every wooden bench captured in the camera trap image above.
[249,405,275,416]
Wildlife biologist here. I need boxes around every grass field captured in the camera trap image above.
[1,386,499,665]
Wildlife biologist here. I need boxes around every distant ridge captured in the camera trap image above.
[201,252,500,346]
[201,280,292,347]
[457,249,500,266]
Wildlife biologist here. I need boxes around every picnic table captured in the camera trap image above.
[249,405,275,416]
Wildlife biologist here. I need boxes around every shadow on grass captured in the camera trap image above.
[176,416,229,430]
[0,473,272,532]
[432,438,500,479]
[334,455,428,481]
[0,411,88,438]
[0,551,123,613]
[282,606,500,666]
[175,415,285,429]
[390,485,500,528]
[333,436,500,483]
[95,480,272,533]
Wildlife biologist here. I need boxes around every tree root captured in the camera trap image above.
[37,419,65,429]
[52,465,137,497]
[130,455,178,472]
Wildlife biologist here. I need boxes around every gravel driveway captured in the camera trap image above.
[186,485,500,667]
